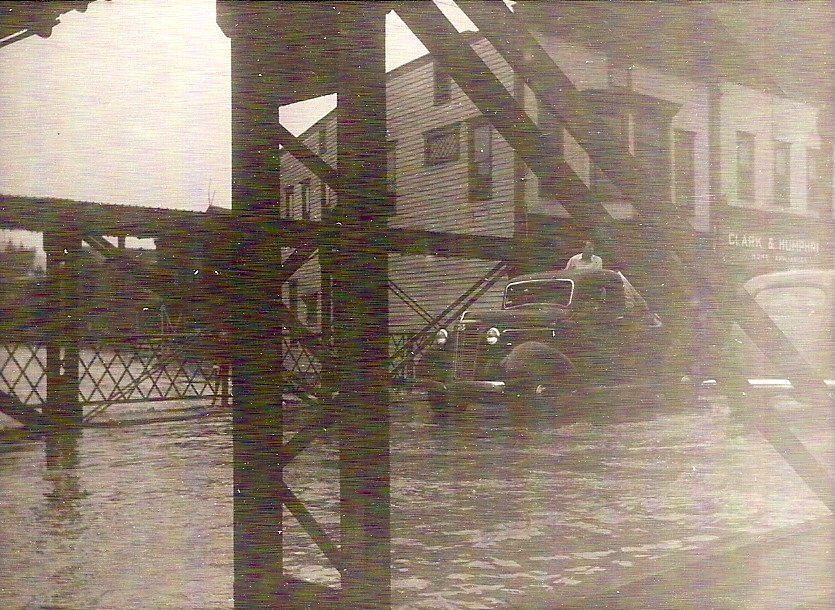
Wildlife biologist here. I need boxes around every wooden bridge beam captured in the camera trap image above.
[42,225,82,428]
[221,7,288,604]
[332,5,392,607]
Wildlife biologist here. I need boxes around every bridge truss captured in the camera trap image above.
[0,1,832,608]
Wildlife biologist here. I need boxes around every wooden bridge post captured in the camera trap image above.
[333,4,392,607]
[218,6,287,605]
[43,226,82,427]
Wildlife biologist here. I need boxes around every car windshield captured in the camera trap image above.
[504,280,573,309]
[754,285,833,375]
[620,273,648,311]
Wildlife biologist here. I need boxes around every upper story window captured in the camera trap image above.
[673,129,696,207]
[469,119,493,201]
[434,67,452,105]
[607,63,633,90]
[624,112,635,156]
[424,124,460,166]
[318,128,327,155]
[386,140,397,194]
[736,131,756,203]
[288,280,299,317]
[590,161,607,192]
[283,185,294,218]
[537,103,564,196]
[807,147,824,215]
[320,182,328,212]
[302,292,319,326]
[538,102,564,153]
[773,141,791,207]
[300,180,311,220]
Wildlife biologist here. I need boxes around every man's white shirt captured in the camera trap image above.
[565,253,603,271]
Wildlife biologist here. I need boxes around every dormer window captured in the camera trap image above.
[434,67,452,105]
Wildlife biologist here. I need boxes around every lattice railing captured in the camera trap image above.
[282,336,321,380]
[0,341,47,406]
[80,333,221,406]
[390,332,422,382]
[280,332,424,388]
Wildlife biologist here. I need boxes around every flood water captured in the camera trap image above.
[1,393,832,609]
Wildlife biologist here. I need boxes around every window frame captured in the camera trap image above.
[468,118,493,201]
[773,140,791,207]
[424,123,460,167]
[386,139,397,195]
[736,131,756,203]
[673,129,696,207]
[300,179,311,220]
[434,67,452,106]
[283,185,294,218]
[318,128,327,155]
[288,280,299,317]
[807,147,822,214]
[320,182,328,213]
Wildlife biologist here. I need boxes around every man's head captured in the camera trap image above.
[582,241,594,258]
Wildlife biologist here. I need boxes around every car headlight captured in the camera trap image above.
[486,327,500,345]
[435,328,449,346]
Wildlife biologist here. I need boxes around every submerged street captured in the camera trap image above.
[1,390,831,609]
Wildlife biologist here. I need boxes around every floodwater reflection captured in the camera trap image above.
[41,429,89,536]
[0,392,831,609]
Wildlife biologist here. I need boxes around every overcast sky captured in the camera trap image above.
[0,0,230,212]
[0,0,475,254]
[0,1,473,205]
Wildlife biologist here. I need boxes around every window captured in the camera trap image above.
[807,147,822,213]
[302,292,319,326]
[673,130,696,207]
[319,128,327,155]
[300,180,311,220]
[320,183,328,213]
[607,63,633,90]
[288,280,298,317]
[283,185,294,218]
[469,120,492,201]
[736,131,756,202]
[539,103,564,152]
[434,67,452,105]
[386,140,397,194]
[590,163,607,192]
[538,102,564,195]
[773,141,791,207]
[624,112,635,156]
[424,124,460,166]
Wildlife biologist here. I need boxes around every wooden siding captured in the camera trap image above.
[278,35,532,334]
[385,37,521,333]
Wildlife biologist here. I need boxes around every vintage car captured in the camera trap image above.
[421,268,665,409]
[729,268,834,386]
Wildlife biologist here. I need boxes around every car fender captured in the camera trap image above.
[499,341,575,380]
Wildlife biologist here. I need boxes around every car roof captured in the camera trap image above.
[506,269,624,284]
[743,268,834,295]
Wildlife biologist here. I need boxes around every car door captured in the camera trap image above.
[619,275,663,378]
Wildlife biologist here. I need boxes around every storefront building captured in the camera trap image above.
[280,23,833,334]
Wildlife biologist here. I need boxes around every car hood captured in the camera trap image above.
[460,305,572,328]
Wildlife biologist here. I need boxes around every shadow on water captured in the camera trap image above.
[427,382,689,433]
[40,429,90,535]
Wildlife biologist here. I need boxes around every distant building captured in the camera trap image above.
[0,243,36,279]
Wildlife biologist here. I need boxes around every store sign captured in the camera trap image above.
[719,226,827,268]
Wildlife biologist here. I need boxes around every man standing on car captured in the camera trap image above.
[565,240,603,271]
